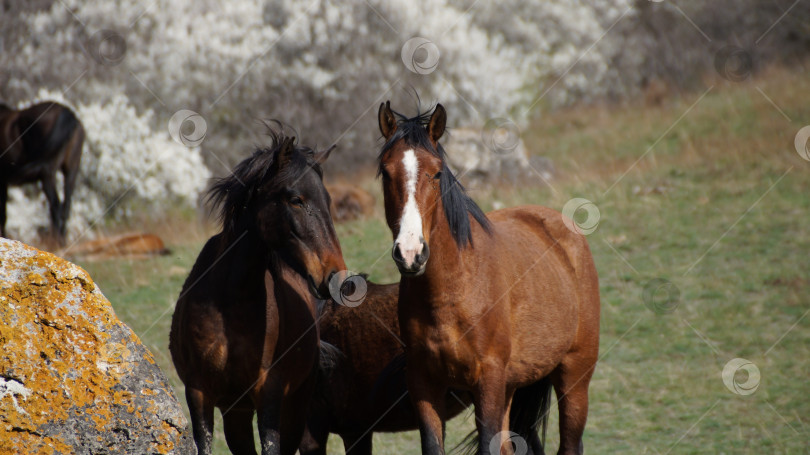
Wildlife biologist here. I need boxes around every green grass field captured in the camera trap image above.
[78,67,810,454]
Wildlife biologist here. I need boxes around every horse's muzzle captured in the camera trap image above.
[308,271,337,300]
[392,240,429,276]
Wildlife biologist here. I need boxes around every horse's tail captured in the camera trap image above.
[38,106,79,157]
[452,376,553,455]
[370,352,408,403]
[510,376,553,454]
[317,341,344,379]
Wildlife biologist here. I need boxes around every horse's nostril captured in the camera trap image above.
[416,241,430,266]
[391,244,404,263]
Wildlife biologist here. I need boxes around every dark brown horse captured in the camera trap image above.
[169,130,347,455]
[299,279,473,455]
[0,101,85,244]
[376,102,601,455]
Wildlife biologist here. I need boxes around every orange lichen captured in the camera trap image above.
[0,240,189,454]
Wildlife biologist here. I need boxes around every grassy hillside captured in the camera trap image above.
[79,66,810,454]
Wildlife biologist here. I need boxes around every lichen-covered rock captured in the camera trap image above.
[0,238,194,455]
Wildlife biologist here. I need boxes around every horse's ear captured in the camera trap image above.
[428,104,446,143]
[314,144,336,165]
[274,136,296,171]
[378,101,397,140]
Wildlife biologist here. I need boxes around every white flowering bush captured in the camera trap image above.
[3,0,805,231]
[2,0,643,172]
[5,90,210,242]
[74,94,209,206]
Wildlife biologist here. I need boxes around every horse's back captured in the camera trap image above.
[177,234,227,300]
[19,102,80,159]
[170,235,228,382]
[487,205,593,282]
[0,101,82,180]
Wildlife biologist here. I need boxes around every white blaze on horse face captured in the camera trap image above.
[395,149,424,266]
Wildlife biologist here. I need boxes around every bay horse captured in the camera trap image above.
[299,279,473,455]
[0,101,85,244]
[376,102,600,455]
[169,130,347,455]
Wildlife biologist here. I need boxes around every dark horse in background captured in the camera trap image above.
[377,102,600,455]
[300,280,473,455]
[0,101,85,244]
[169,129,347,455]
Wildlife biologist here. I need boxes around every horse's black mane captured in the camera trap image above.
[377,108,491,248]
[207,124,323,239]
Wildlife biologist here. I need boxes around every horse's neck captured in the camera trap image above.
[267,251,317,311]
[402,212,468,305]
[220,231,316,320]
[427,209,467,276]
[267,255,303,292]
[265,253,319,348]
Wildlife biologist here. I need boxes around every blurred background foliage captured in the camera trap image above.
[0,0,808,238]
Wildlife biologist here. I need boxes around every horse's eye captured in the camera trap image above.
[380,168,390,180]
[433,171,442,180]
[289,196,304,207]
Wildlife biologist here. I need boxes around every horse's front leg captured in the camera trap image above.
[59,165,79,240]
[185,387,215,455]
[298,418,329,455]
[298,371,330,455]
[408,368,447,455]
[59,124,83,241]
[40,174,63,243]
[257,372,285,455]
[279,368,318,455]
[341,432,373,455]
